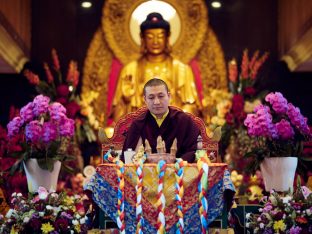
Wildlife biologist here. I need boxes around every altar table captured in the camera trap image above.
[85,163,235,234]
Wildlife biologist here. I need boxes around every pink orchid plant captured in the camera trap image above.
[0,187,89,233]
[6,94,75,172]
[244,92,312,174]
[23,49,96,144]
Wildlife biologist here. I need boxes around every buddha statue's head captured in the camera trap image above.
[140,12,171,56]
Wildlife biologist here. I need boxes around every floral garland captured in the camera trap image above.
[156,160,167,234]
[174,158,188,233]
[135,158,144,234]
[103,150,125,233]
[197,154,210,234]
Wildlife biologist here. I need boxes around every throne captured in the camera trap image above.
[99,105,220,162]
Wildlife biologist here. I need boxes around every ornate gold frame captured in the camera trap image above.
[82,0,227,127]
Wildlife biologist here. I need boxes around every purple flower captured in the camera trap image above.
[287,103,311,136]
[42,121,58,143]
[33,95,50,116]
[59,118,75,137]
[61,211,73,219]
[20,102,34,123]
[29,217,41,230]
[276,119,295,140]
[263,204,273,212]
[244,105,277,138]
[265,92,288,114]
[54,217,69,232]
[263,228,273,234]
[25,120,42,143]
[7,116,23,137]
[290,226,302,234]
[49,102,67,122]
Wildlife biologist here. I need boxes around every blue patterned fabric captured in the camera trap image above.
[84,170,235,234]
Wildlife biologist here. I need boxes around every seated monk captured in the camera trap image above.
[121,78,200,163]
[111,12,201,122]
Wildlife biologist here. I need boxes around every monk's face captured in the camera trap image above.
[144,84,170,118]
[142,28,168,55]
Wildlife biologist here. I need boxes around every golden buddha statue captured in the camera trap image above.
[111,12,202,122]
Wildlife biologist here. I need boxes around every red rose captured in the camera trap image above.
[243,87,256,97]
[55,97,67,105]
[56,84,70,97]
[65,101,81,118]
[296,216,308,224]
[225,113,235,125]
[231,94,245,120]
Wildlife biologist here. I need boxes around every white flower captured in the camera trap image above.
[38,187,49,200]
[72,219,79,225]
[246,223,250,228]
[246,213,251,219]
[17,193,22,197]
[5,209,14,218]
[71,230,74,234]
[39,212,44,217]
[257,217,261,222]
[23,217,30,223]
[282,196,292,204]
[80,217,86,224]
[259,223,264,229]
[11,192,16,197]
[75,214,81,219]
[306,209,311,216]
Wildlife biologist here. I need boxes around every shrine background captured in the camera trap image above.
[0,0,311,125]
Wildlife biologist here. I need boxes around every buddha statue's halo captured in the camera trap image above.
[130,1,181,46]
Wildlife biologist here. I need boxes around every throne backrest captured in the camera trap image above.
[101,106,219,162]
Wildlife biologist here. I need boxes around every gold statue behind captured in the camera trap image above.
[111,13,202,122]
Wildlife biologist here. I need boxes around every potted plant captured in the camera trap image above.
[244,92,312,191]
[6,94,75,192]
[246,185,312,233]
[0,187,89,233]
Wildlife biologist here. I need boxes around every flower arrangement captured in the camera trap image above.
[6,94,75,172]
[23,49,96,144]
[244,92,312,174]
[202,88,232,135]
[219,49,269,197]
[246,185,312,233]
[0,187,89,233]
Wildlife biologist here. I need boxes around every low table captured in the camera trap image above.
[85,163,235,233]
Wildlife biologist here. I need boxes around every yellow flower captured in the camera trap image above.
[74,223,81,232]
[41,222,55,234]
[63,195,74,206]
[10,226,19,234]
[273,220,286,232]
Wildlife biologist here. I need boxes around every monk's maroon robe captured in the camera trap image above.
[121,107,200,162]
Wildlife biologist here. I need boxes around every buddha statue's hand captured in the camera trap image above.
[122,75,135,100]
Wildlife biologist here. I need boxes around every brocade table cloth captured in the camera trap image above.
[85,163,235,233]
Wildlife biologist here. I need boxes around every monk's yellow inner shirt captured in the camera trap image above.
[151,110,169,127]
